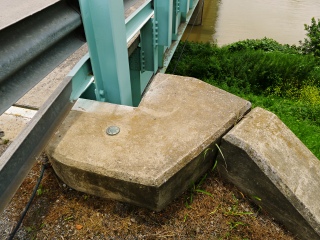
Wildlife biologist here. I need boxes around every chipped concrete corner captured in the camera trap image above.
[217,107,320,240]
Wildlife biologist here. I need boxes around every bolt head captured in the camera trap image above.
[106,126,120,136]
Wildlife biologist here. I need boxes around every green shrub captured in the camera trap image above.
[300,17,320,57]
[167,39,320,158]
[300,85,320,105]
[168,41,320,95]
[226,38,299,54]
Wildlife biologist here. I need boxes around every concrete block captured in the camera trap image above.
[217,107,320,240]
[46,73,251,211]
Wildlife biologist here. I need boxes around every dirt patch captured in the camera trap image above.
[0,149,298,240]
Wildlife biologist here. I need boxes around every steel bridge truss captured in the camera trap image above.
[0,0,202,212]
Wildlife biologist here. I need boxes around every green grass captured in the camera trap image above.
[206,82,320,158]
[167,40,320,159]
[242,94,320,157]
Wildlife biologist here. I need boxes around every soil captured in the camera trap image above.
[0,140,297,240]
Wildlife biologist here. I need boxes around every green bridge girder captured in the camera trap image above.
[76,0,202,106]
[73,0,199,106]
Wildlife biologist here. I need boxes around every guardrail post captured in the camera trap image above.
[78,0,132,106]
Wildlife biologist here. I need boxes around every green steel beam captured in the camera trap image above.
[76,0,201,105]
[180,0,190,21]
[140,18,159,73]
[69,53,94,102]
[172,0,182,40]
[189,0,195,8]
[125,1,154,43]
[129,48,142,107]
[161,0,200,72]
[154,0,173,47]
[78,0,132,106]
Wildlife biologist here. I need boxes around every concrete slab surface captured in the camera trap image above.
[0,107,37,141]
[217,107,320,240]
[47,73,251,211]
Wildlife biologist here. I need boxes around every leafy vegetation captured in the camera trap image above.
[167,24,320,159]
[300,17,320,57]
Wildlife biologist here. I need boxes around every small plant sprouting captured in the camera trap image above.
[183,214,188,222]
[224,205,254,217]
[203,147,218,171]
[224,210,254,217]
[228,221,247,230]
[209,204,221,215]
[252,195,262,201]
[196,173,207,189]
[195,189,214,198]
[215,143,228,172]
[203,147,213,159]
[37,185,45,196]
[224,194,254,217]
[185,174,214,208]
[83,194,89,200]
[212,159,218,171]
[64,215,74,222]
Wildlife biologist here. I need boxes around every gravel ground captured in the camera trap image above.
[0,139,26,239]
[0,139,297,240]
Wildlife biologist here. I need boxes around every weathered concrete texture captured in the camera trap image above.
[47,73,251,211]
[0,107,37,141]
[217,107,320,240]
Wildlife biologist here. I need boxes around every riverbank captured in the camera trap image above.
[167,39,320,159]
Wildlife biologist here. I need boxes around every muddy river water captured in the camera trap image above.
[183,0,320,45]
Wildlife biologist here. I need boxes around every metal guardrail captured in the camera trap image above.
[0,0,203,212]
[0,0,84,115]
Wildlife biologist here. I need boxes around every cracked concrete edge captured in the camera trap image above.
[216,107,320,240]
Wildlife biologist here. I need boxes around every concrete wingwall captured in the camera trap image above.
[216,107,320,240]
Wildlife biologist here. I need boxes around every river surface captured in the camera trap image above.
[183,0,320,45]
